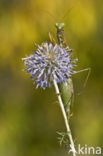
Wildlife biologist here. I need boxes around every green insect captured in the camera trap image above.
[55,22,74,118]
[55,23,72,51]
[49,22,91,119]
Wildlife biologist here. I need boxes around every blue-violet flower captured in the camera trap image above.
[22,42,76,89]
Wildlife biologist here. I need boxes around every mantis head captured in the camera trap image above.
[55,23,65,30]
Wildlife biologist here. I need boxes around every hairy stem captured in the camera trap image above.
[53,77,76,156]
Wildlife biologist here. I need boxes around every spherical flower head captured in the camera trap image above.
[22,42,76,89]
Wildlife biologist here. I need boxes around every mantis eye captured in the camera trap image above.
[62,23,65,27]
[55,23,58,28]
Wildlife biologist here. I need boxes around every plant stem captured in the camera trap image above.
[53,77,76,156]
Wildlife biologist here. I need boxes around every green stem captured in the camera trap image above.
[53,76,76,156]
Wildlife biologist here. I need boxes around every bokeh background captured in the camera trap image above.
[0,0,103,155]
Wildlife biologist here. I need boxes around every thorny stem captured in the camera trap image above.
[53,76,76,156]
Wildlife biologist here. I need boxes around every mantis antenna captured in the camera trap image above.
[39,9,57,22]
[61,7,74,21]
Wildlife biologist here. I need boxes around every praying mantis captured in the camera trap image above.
[49,22,91,119]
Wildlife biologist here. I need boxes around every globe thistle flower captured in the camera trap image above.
[22,42,76,89]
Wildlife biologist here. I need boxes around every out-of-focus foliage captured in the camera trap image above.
[0,0,103,156]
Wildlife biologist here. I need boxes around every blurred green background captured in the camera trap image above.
[0,0,103,156]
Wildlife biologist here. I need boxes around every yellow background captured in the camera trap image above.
[0,0,103,155]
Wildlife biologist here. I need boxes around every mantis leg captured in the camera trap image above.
[48,32,56,45]
[72,68,91,95]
